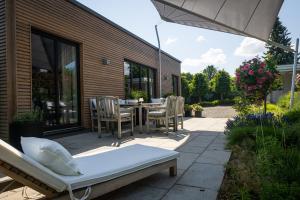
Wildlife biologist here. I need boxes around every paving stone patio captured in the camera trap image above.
[0,117,230,200]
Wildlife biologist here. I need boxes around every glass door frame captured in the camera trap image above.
[31,28,81,130]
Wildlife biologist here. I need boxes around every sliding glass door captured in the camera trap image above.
[124,60,156,101]
[32,30,80,129]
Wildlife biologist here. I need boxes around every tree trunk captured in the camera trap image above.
[263,95,267,115]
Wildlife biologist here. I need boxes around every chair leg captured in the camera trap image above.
[169,165,177,177]
[117,120,122,139]
[97,120,102,138]
[173,117,176,132]
[91,119,94,132]
[166,118,169,133]
[146,118,149,133]
[131,115,134,136]
[181,116,183,129]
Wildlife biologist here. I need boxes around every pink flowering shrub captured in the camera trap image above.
[235,57,279,104]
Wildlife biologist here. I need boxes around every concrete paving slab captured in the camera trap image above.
[196,150,231,165]
[177,163,225,190]
[138,169,184,189]
[207,143,228,151]
[105,184,167,200]
[177,152,199,170]
[186,139,213,148]
[177,145,206,154]
[162,185,218,200]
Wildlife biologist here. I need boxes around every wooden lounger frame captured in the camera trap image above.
[0,158,177,199]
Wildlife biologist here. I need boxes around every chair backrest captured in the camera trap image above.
[176,96,185,115]
[118,99,126,105]
[89,97,97,118]
[151,98,165,104]
[96,96,120,119]
[166,96,177,116]
[0,139,67,193]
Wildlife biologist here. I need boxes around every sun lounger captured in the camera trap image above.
[0,140,179,199]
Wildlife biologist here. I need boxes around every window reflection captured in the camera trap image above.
[124,60,156,101]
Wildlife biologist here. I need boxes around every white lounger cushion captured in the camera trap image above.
[21,137,82,176]
[61,144,179,190]
[0,139,68,192]
[0,140,179,193]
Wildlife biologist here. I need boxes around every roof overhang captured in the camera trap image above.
[277,64,300,73]
[151,0,284,42]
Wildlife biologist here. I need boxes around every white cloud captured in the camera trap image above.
[234,37,266,57]
[196,35,205,43]
[182,48,227,74]
[291,43,296,50]
[164,37,178,45]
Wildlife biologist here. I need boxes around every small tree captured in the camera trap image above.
[214,70,231,100]
[181,75,191,103]
[235,57,279,114]
[203,65,217,81]
[191,73,209,102]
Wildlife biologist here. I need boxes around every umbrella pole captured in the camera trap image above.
[155,25,162,98]
[289,38,299,109]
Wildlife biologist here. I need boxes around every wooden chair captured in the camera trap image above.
[176,96,185,130]
[96,96,134,139]
[146,96,177,133]
[89,98,97,132]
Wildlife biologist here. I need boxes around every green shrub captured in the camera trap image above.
[13,111,42,124]
[129,90,148,101]
[199,99,234,107]
[237,103,283,117]
[277,92,300,110]
[260,182,300,200]
[191,104,203,111]
[283,109,300,124]
[163,92,175,98]
[184,104,192,111]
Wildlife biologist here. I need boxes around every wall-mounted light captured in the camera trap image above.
[102,58,111,65]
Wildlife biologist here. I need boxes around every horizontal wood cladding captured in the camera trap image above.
[14,0,181,129]
[161,55,181,96]
[0,0,8,140]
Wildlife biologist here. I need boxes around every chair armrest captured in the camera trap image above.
[120,107,134,113]
[145,106,166,111]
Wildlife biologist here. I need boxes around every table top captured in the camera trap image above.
[120,102,162,107]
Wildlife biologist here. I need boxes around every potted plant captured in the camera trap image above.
[191,104,203,118]
[184,104,193,117]
[9,110,44,151]
[127,90,148,104]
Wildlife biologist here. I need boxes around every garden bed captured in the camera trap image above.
[218,110,300,200]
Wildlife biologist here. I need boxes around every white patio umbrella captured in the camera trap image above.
[152,0,299,108]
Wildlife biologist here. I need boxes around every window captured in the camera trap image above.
[172,75,179,96]
[32,30,80,128]
[124,60,156,101]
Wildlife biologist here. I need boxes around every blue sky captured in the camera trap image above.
[77,0,300,75]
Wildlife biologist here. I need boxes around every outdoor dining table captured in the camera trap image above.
[120,102,162,133]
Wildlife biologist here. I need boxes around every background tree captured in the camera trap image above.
[213,70,231,100]
[203,65,217,81]
[181,75,191,103]
[265,17,294,65]
[191,73,209,102]
[181,72,193,82]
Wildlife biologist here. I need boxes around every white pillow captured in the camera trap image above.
[21,137,82,176]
